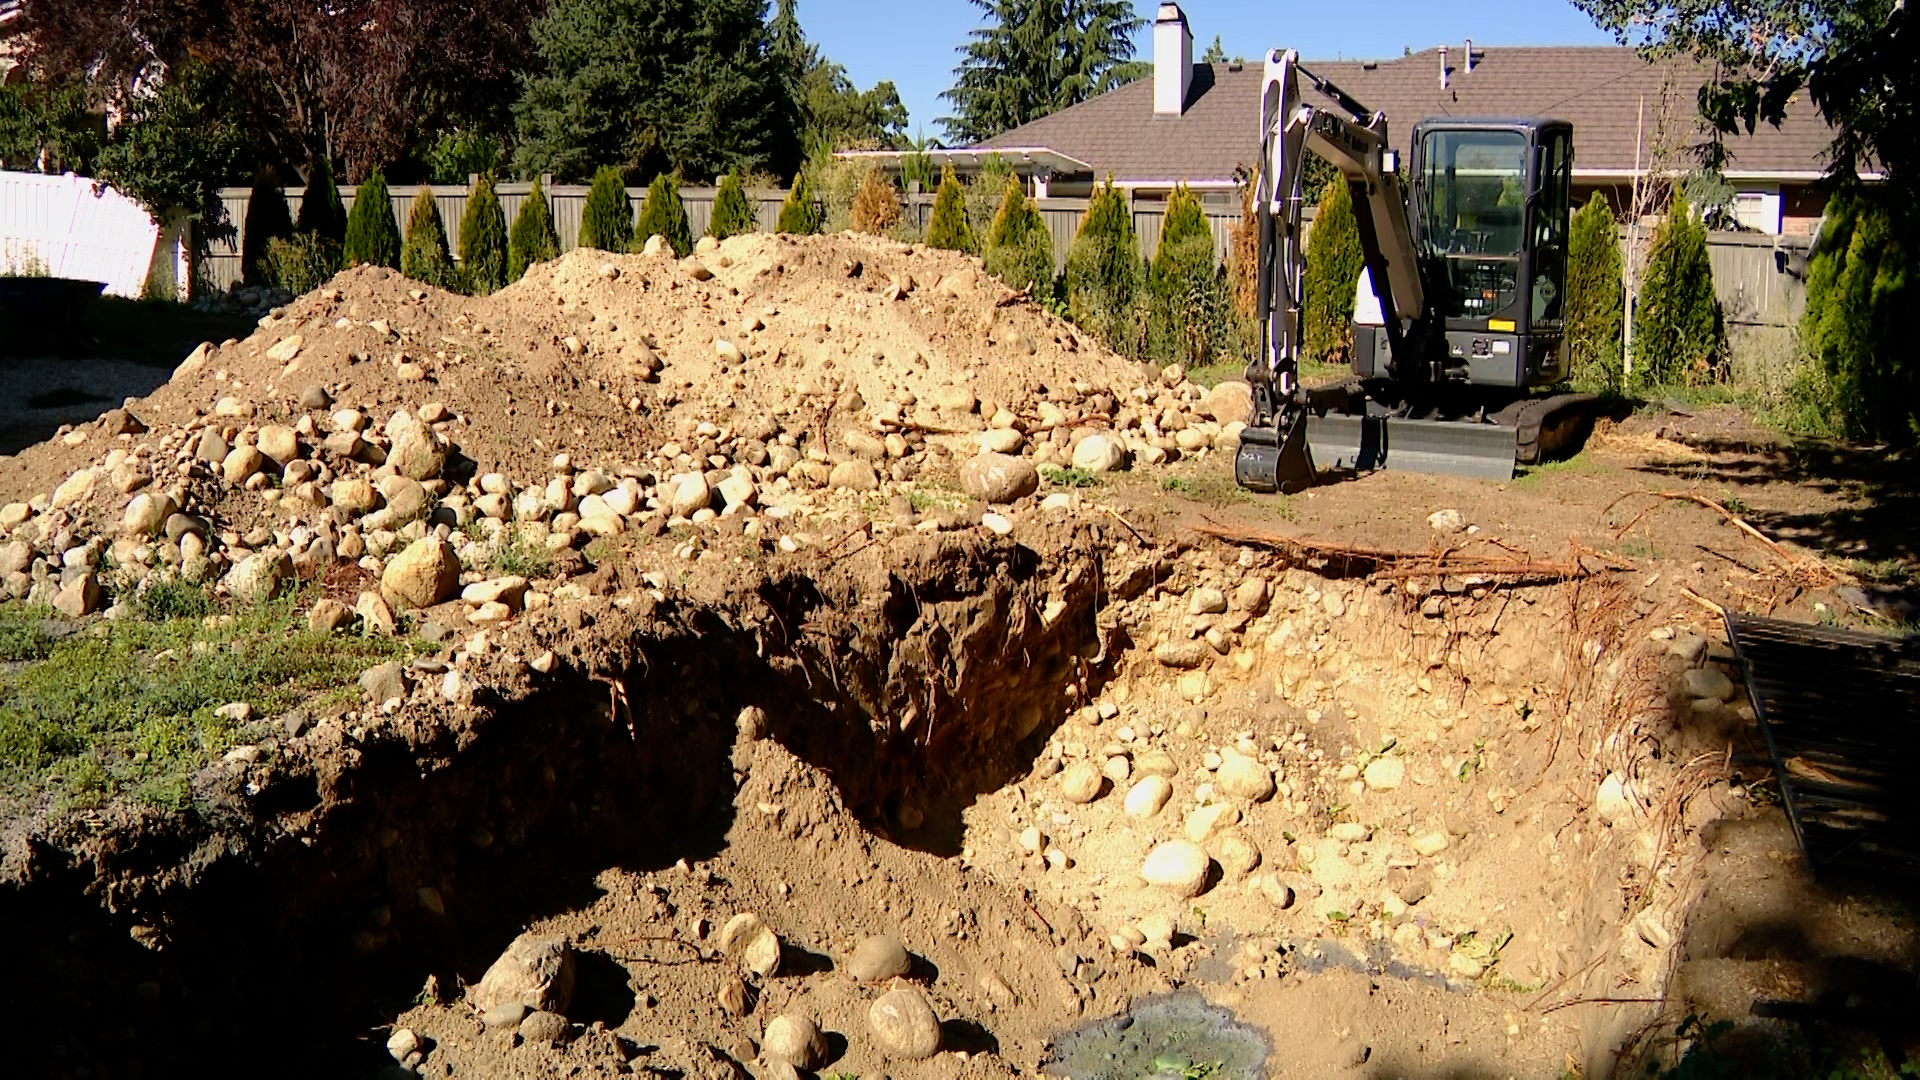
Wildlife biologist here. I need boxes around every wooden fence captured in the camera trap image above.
[203,183,1812,329]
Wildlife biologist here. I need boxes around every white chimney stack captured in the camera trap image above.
[1465,38,1475,72]
[1439,45,1450,90]
[1154,4,1193,116]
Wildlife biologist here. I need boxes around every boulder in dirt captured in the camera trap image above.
[1124,775,1173,818]
[53,573,101,618]
[225,551,293,604]
[829,459,880,491]
[382,537,459,609]
[265,334,303,364]
[868,985,942,1060]
[1141,840,1212,897]
[222,444,266,485]
[1201,381,1254,425]
[1211,829,1261,876]
[299,384,333,410]
[1184,802,1240,843]
[736,705,769,742]
[356,591,397,635]
[1427,508,1466,534]
[360,661,409,704]
[762,1013,826,1069]
[470,932,576,1015]
[1057,760,1105,804]
[846,935,912,983]
[386,1028,420,1062]
[1596,772,1639,826]
[0,540,31,576]
[331,478,378,515]
[1362,756,1405,791]
[718,912,781,977]
[1153,639,1208,669]
[122,492,176,537]
[257,425,300,466]
[670,473,713,517]
[51,468,97,509]
[194,429,229,464]
[388,426,446,481]
[959,452,1037,504]
[1682,667,1734,702]
[519,1010,570,1046]
[979,428,1025,454]
[1071,433,1127,473]
[309,598,352,633]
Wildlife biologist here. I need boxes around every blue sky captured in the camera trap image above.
[798,0,1620,142]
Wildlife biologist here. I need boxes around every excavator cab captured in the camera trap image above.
[1353,118,1574,389]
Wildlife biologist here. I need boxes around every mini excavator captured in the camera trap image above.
[1236,49,1598,493]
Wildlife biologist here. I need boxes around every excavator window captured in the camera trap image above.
[1418,129,1527,320]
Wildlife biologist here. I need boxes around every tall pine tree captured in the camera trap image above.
[1065,176,1142,353]
[459,173,509,294]
[1149,184,1220,364]
[1566,196,1624,389]
[1799,190,1918,442]
[1303,178,1363,363]
[342,170,402,269]
[984,175,1056,296]
[579,165,635,251]
[508,176,562,281]
[941,0,1146,144]
[926,165,973,252]
[1632,198,1721,387]
[777,171,821,234]
[295,157,346,244]
[514,0,801,183]
[242,172,294,286]
[708,172,757,239]
[400,187,457,289]
[637,174,695,256]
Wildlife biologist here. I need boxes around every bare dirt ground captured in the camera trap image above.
[0,233,1913,1080]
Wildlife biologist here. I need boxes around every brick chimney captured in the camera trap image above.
[1154,3,1193,116]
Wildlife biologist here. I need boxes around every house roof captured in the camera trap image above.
[977,46,1841,185]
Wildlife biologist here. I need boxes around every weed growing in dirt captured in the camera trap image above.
[132,577,212,621]
[0,595,417,810]
[489,527,553,578]
[1040,465,1099,488]
[1515,452,1601,485]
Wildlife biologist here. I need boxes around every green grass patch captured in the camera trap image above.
[1514,451,1601,485]
[0,594,417,810]
[1040,465,1100,488]
[1158,470,1280,513]
[906,480,968,514]
[488,526,553,578]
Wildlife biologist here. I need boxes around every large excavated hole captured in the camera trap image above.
[1,531,1108,1077]
[4,527,1724,1079]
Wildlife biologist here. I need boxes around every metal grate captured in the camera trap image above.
[1725,613,1920,880]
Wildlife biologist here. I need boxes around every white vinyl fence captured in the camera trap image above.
[0,170,186,298]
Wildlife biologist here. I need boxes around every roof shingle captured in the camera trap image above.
[978,47,1836,184]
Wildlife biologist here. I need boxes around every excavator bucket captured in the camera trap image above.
[1234,411,1317,494]
[1305,414,1520,481]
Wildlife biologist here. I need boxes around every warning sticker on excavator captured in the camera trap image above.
[1488,318,1516,332]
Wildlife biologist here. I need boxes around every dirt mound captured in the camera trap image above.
[3,232,1149,501]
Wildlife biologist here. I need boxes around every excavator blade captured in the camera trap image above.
[1234,410,1317,494]
[1306,414,1519,481]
